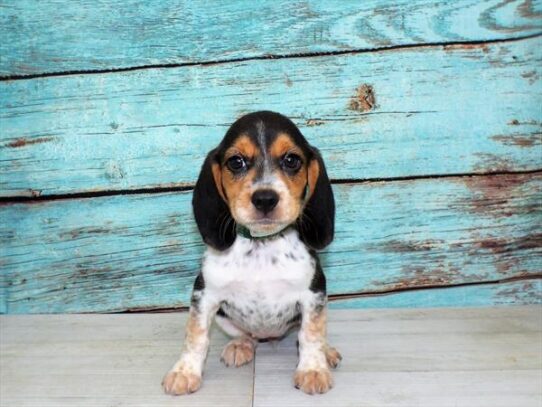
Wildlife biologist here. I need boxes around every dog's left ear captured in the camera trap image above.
[192,149,236,250]
[298,147,335,250]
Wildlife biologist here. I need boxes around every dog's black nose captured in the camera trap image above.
[251,189,279,214]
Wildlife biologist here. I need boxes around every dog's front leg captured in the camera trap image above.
[294,294,339,394]
[162,286,218,395]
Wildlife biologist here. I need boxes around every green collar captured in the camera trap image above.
[236,225,289,240]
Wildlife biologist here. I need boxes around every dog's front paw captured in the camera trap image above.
[294,368,333,394]
[221,337,255,367]
[162,370,202,395]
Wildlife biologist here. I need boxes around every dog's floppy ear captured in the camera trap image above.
[298,147,335,250]
[192,149,236,250]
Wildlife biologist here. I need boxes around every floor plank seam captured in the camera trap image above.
[251,349,257,407]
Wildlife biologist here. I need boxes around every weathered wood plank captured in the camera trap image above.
[330,279,542,309]
[253,306,542,407]
[2,37,541,197]
[1,173,540,313]
[1,0,541,76]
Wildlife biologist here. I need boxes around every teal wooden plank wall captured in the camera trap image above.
[1,0,541,313]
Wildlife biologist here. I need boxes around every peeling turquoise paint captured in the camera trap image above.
[0,0,541,313]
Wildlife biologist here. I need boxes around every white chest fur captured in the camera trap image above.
[202,228,316,337]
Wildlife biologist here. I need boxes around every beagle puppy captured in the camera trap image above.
[162,111,340,396]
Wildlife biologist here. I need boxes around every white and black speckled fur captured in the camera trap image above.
[197,228,325,340]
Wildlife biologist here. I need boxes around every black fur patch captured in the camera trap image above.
[288,312,302,324]
[190,274,206,313]
[193,273,205,291]
[297,147,335,250]
[217,111,315,162]
[308,251,327,294]
[192,149,236,250]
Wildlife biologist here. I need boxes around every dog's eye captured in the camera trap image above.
[282,153,302,171]
[226,155,246,172]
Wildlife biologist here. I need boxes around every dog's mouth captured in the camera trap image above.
[250,218,277,225]
[244,219,290,237]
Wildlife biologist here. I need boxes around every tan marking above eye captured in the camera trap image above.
[224,135,260,162]
[219,134,260,206]
[269,133,308,201]
[270,133,304,160]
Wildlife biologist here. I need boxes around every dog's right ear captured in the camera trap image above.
[192,149,236,250]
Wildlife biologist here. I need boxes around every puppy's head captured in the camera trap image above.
[193,111,334,251]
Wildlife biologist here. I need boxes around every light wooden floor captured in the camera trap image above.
[1,307,541,407]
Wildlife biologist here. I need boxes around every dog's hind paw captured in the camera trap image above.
[220,337,255,367]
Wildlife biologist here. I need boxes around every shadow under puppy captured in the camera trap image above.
[163,111,341,395]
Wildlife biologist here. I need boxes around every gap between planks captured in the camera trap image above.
[1,32,541,82]
[118,274,542,314]
[327,274,542,302]
[1,168,541,204]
